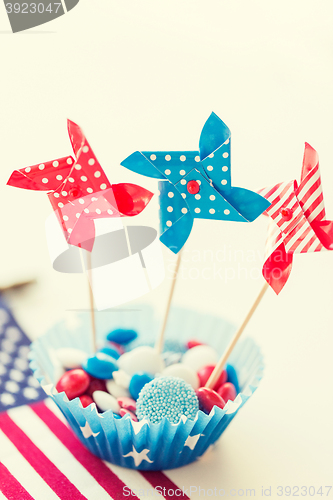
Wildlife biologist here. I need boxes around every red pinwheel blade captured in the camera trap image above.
[262,243,293,294]
[7,157,74,191]
[108,183,153,217]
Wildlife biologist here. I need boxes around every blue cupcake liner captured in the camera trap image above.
[30,305,264,470]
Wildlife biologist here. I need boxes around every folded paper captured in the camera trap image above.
[45,214,165,310]
[121,112,270,253]
[258,143,333,294]
[7,120,153,252]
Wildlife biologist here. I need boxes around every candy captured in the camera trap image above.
[196,387,226,414]
[92,390,121,413]
[79,394,94,408]
[129,372,154,400]
[98,346,121,360]
[56,348,88,369]
[86,377,107,397]
[217,382,237,402]
[55,369,90,400]
[82,352,118,380]
[162,363,199,390]
[118,346,165,376]
[119,408,138,421]
[113,369,131,389]
[136,376,199,424]
[106,379,130,399]
[107,328,138,345]
[197,365,227,389]
[226,364,239,393]
[186,339,205,349]
[117,396,136,413]
[182,345,218,372]
[108,341,125,355]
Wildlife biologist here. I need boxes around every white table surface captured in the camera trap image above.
[0,1,333,497]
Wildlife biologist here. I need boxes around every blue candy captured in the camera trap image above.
[129,372,154,400]
[107,328,138,345]
[226,364,239,393]
[98,346,121,360]
[82,352,118,380]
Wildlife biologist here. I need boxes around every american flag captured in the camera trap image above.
[0,297,189,500]
[258,142,333,294]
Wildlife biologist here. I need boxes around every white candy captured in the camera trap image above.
[106,379,130,399]
[48,348,65,384]
[113,369,131,389]
[56,348,88,369]
[182,345,218,372]
[162,363,200,389]
[118,346,165,376]
[92,390,120,413]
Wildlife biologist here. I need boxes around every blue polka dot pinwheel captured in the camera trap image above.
[121,112,271,254]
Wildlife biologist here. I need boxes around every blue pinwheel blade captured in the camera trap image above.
[199,112,231,160]
[224,187,271,222]
[121,152,165,179]
[159,181,193,253]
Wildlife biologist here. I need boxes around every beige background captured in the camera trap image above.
[0,1,333,496]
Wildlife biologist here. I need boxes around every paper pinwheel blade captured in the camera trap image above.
[122,112,270,253]
[7,120,153,252]
[259,142,333,294]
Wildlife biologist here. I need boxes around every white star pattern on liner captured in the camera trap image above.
[184,433,203,450]
[80,421,100,438]
[130,418,149,435]
[123,446,153,467]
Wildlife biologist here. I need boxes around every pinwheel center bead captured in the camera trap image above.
[69,187,82,198]
[280,207,293,221]
[187,180,200,195]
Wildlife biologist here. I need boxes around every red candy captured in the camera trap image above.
[217,382,237,402]
[86,377,107,397]
[56,369,90,400]
[79,394,94,408]
[117,396,136,412]
[186,339,205,349]
[196,387,226,413]
[197,365,227,389]
[120,408,138,421]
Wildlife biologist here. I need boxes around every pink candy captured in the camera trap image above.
[120,408,138,421]
[56,369,90,400]
[196,387,226,413]
[117,396,136,412]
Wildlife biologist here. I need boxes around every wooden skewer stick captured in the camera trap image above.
[205,281,269,390]
[79,248,97,353]
[155,250,183,354]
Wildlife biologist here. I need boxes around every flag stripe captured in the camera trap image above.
[32,401,139,500]
[0,412,87,500]
[140,471,190,499]
[9,405,113,500]
[0,429,60,500]
[0,462,34,500]
[103,462,166,500]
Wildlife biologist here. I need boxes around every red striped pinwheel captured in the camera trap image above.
[258,142,333,294]
[7,120,153,252]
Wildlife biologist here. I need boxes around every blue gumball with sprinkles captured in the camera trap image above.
[136,376,199,424]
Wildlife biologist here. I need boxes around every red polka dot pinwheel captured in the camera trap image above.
[258,143,333,294]
[7,120,153,252]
